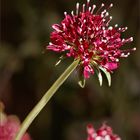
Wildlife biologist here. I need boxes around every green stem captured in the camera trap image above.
[15,59,79,140]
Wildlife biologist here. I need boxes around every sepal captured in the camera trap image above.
[99,66,111,86]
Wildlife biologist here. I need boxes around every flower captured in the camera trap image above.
[87,123,121,140]
[0,102,31,140]
[47,0,136,85]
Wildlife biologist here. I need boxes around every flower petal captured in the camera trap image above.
[104,62,119,71]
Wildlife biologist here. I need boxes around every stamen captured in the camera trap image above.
[101,9,107,17]
[79,38,83,42]
[122,37,133,43]
[87,0,90,5]
[76,3,80,15]
[101,3,105,7]
[109,3,113,8]
[102,39,107,43]
[130,37,133,41]
[91,5,96,14]
[52,25,62,32]
[86,0,90,11]
[132,47,136,51]
[49,42,53,45]
[121,47,135,57]
[125,27,128,30]
[105,12,109,17]
[118,27,128,32]
[115,24,118,27]
[105,3,113,12]
[108,26,113,30]
[96,27,99,31]
[102,27,105,30]
[121,27,128,32]
[90,33,94,38]
[127,52,130,55]
[106,16,112,26]
[71,11,74,16]
[110,16,112,19]
[118,28,121,31]
[122,39,125,42]
[64,12,67,16]
[121,53,130,58]
[89,6,92,12]
[82,4,86,12]
[96,3,105,14]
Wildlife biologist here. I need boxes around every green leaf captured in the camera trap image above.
[78,77,86,88]
[99,66,111,86]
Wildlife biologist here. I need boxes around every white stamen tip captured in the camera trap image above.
[105,12,109,16]
[71,11,74,15]
[102,27,105,30]
[130,37,133,41]
[101,15,104,18]
[108,26,113,30]
[110,16,112,19]
[101,3,105,7]
[115,24,118,27]
[76,3,79,8]
[89,7,91,11]
[110,3,113,7]
[91,4,96,14]
[64,12,67,15]
[87,0,90,3]
[125,27,128,30]
[133,47,136,51]
[76,3,80,15]
[116,59,119,62]
[82,4,85,12]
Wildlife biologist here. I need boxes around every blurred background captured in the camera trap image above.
[0,0,140,139]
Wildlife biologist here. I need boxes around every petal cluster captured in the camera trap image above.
[87,123,121,140]
[0,102,31,140]
[47,0,136,79]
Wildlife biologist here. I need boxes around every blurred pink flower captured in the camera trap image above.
[47,0,136,79]
[87,123,121,140]
[0,102,31,140]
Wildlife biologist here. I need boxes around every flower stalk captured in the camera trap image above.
[14,59,79,140]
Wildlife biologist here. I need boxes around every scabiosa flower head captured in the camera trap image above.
[47,0,136,86]
[87,123,121,140]
[0,102,31,140]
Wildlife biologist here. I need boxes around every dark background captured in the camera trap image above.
[0,0,140,140]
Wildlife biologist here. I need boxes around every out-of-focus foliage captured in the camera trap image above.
[0,0,140,140]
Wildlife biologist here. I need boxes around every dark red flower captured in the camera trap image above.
[47,0,136,81]
[87,123,121,140]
